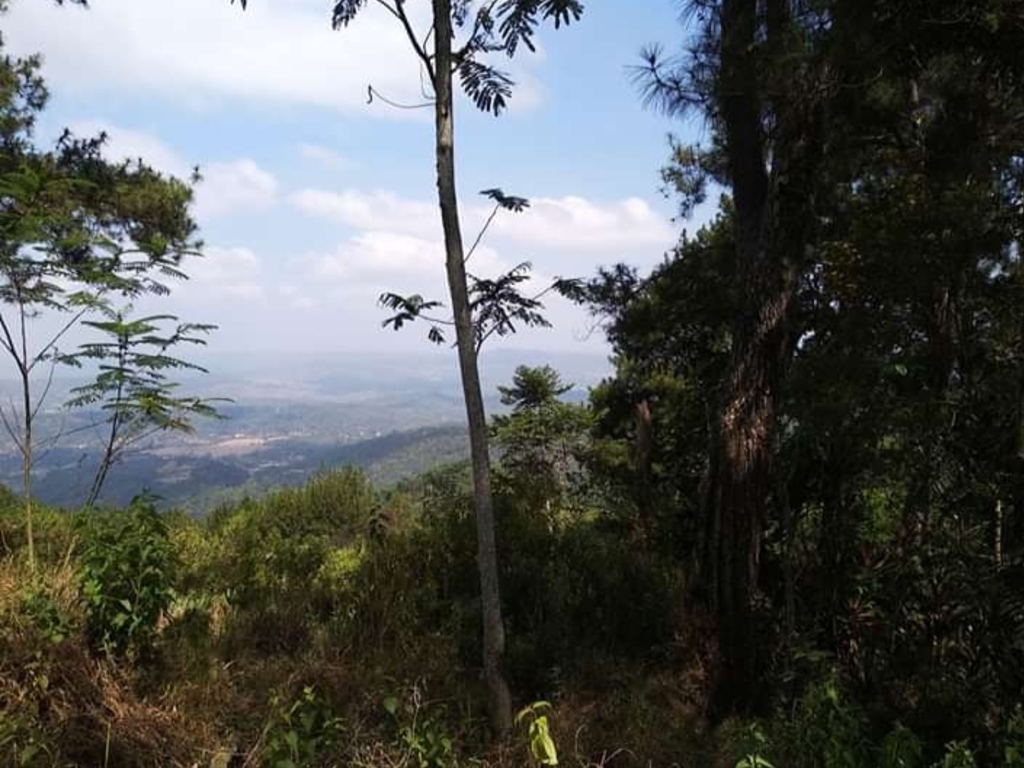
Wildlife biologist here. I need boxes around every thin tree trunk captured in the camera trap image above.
[778,474,795,638]
[87,411,119,508]
[994,498,1003,568]
[431,0,512,735]
[19,296,35,572]
[87,338,126,508]
[634,398,653,528]
[22,369,34,571]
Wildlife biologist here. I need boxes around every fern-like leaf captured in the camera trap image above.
[332,0,368,29]
[458,60,514,116]
[480,188,530,212]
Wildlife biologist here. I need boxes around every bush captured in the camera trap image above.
[261,685,345,768]
[77,495,175,659]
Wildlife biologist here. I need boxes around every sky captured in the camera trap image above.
[3,0,709,368]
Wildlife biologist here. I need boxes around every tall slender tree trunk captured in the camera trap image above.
[87,337,127,508]
[431,0,512,736]
[19,296,35,572]
[22,366,34,572]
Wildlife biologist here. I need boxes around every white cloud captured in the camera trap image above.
[298,144,350,169]
[195,160,278,219]
[290,189,440,237]
[307,231,505,286]
[277,284,317,309]
[290,188,675,254]
[183,246,264,301]
[493,195,675,251]
[312,232,441,280]
[64,121,277,221]
[136,237,597,356]
[5,0,540,116]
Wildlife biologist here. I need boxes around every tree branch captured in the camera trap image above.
[29,354,59,424]
[368,85,434,109]
[455,0,501,61]
[465,203,501,264]
[420,314,456,326]
[0,310,20,365]
[376,0,436,83]
[472,279,557,352]
[31,305,91,375]
[0,403,25,453]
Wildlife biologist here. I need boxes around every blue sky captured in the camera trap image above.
[4,0,707,365]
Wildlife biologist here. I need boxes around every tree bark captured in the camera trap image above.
[704,0,772,717]
[994,498,1004,568]
[22,363,34,572]
[19,294,35,573]
[704,0,823,717]
[634,398,654,527]
[431,0,512,736]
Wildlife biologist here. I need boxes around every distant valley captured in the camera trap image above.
[0,348,609,512]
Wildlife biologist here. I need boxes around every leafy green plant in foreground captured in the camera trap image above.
[1005,706,1024,768]
[734,723,775,768]
[381,684,457,768]
[880,725,924,768]
[78,495,174,658]
[515,700,559,766]
[19,587,74,645]
[262,685,344,768]
[933,741,977,768]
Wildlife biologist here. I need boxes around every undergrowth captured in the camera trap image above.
[1,466,1022,767]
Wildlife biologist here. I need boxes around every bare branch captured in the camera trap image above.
[0,310,20,364]
[377,0,436,83]
[0,403,24,453]
[368,85,434,110]
[29,354,59,424]
[465,203,501,264]
[419,314,456,326]
[30,305,92,374]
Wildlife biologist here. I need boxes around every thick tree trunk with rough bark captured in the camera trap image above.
[431,0,513,736]
[704,0,823,716]
[709,267,793,714]
[704,0,772,716]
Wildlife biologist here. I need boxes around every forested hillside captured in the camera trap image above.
[3,0,1024,766]
[6,423,469,512]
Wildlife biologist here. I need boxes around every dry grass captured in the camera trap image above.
[0,560,216,767]
[0,551,723,768]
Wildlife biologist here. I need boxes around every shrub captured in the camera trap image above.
[379,684,458,768]
[77,495,175,659]
[262,685,344,768]
[19,587,75,645]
